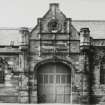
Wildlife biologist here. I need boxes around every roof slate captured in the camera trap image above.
[0,28,21,45]
[72,20,105,39]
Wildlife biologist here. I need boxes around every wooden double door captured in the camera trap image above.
[37,62,71,103]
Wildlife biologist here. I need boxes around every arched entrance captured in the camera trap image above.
[36,60,72,103]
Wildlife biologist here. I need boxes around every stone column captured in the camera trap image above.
[80,28,91,104]
[18,27,29,103]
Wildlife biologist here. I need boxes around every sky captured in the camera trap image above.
[0,0,105,27]
[0,0,105,45]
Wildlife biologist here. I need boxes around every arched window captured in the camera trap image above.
[100,56,105,84]
[0,57,5,83]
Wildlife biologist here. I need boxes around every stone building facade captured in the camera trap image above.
[0,3,105,104]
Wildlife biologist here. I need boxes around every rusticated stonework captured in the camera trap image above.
[0,3,105,105]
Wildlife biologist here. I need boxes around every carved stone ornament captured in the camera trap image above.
[48,19,62,33]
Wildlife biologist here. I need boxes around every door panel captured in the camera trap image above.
[37,62,71,103]
[56,86,64,94]
[65,94,71,103]
[56,94,64,103]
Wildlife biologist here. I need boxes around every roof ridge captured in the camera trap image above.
[72,20,105,22]
[0,27,32,30]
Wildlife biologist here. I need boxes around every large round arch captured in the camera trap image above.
[34,58,74,103]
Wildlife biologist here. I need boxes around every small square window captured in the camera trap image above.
[61,75,66,83]
[67,75,71,83]
[44,75,48,84]
[56,75,60,84]
[49,75,54,83]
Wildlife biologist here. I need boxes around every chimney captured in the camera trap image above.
[49,3,59,17]
[50,3,59,10]
[80,28,90,46]
[19,27,29,47]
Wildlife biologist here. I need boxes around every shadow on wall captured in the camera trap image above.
[81,46,101,105]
